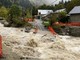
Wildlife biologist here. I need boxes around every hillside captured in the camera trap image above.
[0,0,32,8]
[29,0,47,6]
[0,0,53,8]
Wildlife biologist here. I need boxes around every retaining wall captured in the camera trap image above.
[69,26,80,37]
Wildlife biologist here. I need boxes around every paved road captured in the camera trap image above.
[32,19,47,31]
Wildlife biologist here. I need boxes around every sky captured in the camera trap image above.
[46,0,70,5]
[30,0,71,6]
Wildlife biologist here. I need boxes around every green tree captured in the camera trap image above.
[38,4,54,11]
[58,11,68,23]
[49,14,58,25]
[32,6,38,16]
[25,8,32,18]
[9,5,22,18]
[38,4,47,9]
[7,5,24,27]
[0,3,2,8]
[0,6,8,18]
[66,0,80,13]
[59,11,67,17]
[54,3,64,11]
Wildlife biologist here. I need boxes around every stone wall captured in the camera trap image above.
[69,26,80,37]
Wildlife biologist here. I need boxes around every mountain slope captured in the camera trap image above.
[29,0,49,6]
[0,0,54,8]
[0,0,32,8]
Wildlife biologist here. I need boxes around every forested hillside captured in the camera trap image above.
[0,0,32,8]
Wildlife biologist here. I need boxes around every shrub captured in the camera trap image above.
[7,5,27,27]
[48,14,58,25]
[0,6,8,19]
[52,24,61,29]
[13,19,26,27]
[43,21,50,27]
[52,24,62,34]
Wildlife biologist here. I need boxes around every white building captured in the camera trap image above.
[55,8,66,13]
[38,10,53,17]
[69,6,80,22]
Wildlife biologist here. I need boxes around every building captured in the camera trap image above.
[55,8,66,13]
[69,6,80,37]
[53,8,66,18]
[38,10,53,17]
[69,6,80,22]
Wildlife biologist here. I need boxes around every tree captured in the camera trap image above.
[32,6,38,16]
[0,0,32,8]
[0,6,8,18]
[0,0,12,7]
[54,2,64,11]
[49,14,58,25]
[58,11,68,23]
[38,4,47,9]
[38,4,54,11]
[66,0,80,13]
[7,5,23,27]
[0,3,2,8]
[9,5,22,18]
[25,8,32,18]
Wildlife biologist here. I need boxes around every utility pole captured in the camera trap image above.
[62,0,64,4]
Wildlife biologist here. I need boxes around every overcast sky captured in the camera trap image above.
[46,0,70,5]
[30,0,71,6]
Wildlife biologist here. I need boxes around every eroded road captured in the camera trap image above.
[32,19,47,31]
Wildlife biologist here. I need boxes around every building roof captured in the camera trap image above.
[69,6,80,14]
[38,10,53,15]
[55,8,66,13]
